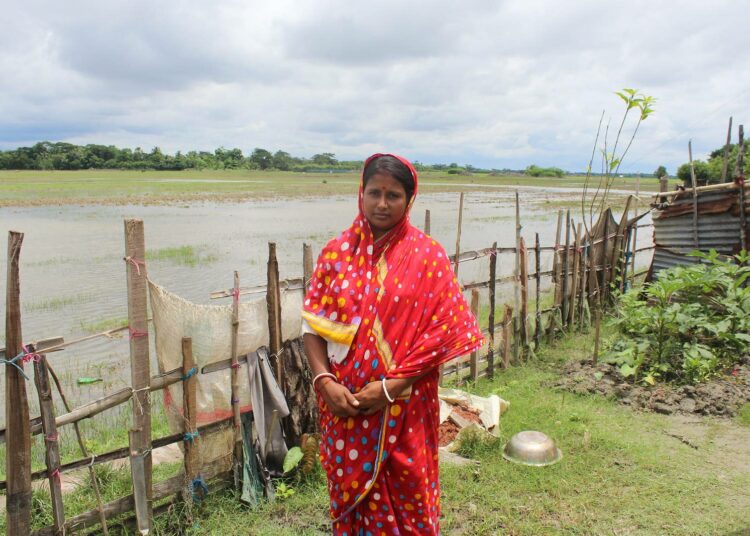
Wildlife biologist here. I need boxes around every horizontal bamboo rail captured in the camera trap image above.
[0,417,233,491]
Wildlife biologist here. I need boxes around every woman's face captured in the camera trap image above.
[362,172,408,239]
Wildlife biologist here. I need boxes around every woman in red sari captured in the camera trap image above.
[302,154,484,535]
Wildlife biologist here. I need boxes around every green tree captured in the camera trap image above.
[654,165,667,179]
[311,153,337,166]
[250,148,273,170]
[272,150,293,171]
[676,161,712,186]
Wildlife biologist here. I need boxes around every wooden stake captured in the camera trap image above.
[424,209,431,235]
[736,125,746,252]
[302,243,314,290]
[630,176,640,285]
[128,430,150,535]
[601,213,610,304]
[688,140,699,248]
[230,271,242,489]
[181,337,198,505]
[569,223,582,327]
[487,242,497,378]
[579,240,588,327]
[502,305,513,370]
[34,355,65,535]
[610,196,634,292]
[513,192,522,361]
[469,289,480,381]
[519,236,529,354]
[124,219,152,529]
[267,243,283,384]
[721,117,733,183]
[453,192,464,275]
[534,233,542,351]
[552,210,563,307]
[593,306,602,364]
[561,211,571,326]
[5,231,31,536]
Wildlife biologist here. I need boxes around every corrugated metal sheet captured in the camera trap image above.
[649,184,748,278]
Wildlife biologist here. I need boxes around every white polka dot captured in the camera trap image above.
[342,280,349,289]
[388,435,397,444]
[367,245,373,254]
[337,468,343,477]
[349,449,359,460]
[363,419,369,428]
[373,492,381,500]
[341,242,349,251]
[336,439,344,450]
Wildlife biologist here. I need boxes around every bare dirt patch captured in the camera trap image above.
[553,359,750,417]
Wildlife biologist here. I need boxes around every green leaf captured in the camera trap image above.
[619,364,637,378]
[283,446,304,473]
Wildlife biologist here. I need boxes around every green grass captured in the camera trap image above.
[23,293,96,313]
[79,316,128,334]
[737,403,750,427]
[146,245,218,267]
[0,169,668,207]
[2,328,746,535]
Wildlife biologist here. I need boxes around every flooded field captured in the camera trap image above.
[0,186,653,426]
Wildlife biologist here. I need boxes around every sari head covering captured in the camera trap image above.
[303,153,484,534]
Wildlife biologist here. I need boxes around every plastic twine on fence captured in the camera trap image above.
[123,256,146,276]
[183,431,200,442]
[181,367,198,381]
[1,345,42,380]
[190,476,209,503]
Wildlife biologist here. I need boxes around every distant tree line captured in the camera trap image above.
[676,143,749,186]
[0,142,366,172]
[524,164,565,177]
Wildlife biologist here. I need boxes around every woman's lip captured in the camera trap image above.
[373,213,389,219]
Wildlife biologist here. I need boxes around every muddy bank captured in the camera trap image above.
[553,359,750,417]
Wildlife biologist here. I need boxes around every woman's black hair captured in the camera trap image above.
[363,155,415,201]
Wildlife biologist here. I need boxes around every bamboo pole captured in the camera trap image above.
[592,308,602,364]
[424,209,431,235]
[182,337,198,506]
[578,241,588,327]
[502,305,513,369]
[513,192,522,361]
[267,243,283,384]
[552,210,563,307]
[128,429,149,535]
[721,117,733,183]
[688,140,699,249]
[569,223,582,327]
[469,289,480,381]
[487,242,497,379]
[629,176,641,287]
[5,230,32,536]
[230,271,242,490]
[453,192,464,275]
[561,211,571,326]
[45,361,109,535]
[601,213,610,304]
[519,236,529,354]
[33,355,65,535]
[736,125,746,252]
[303,243,314,289]
[610,196,634,292]
[534,233,542,351]
[124,219,152,529]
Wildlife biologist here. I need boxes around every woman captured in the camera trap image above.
[302,153,484,535]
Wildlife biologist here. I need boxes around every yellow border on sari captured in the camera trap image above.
[301,310,358,346]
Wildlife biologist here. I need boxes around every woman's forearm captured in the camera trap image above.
[303,333,333,383]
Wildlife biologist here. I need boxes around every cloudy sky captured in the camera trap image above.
[2,0,748,172]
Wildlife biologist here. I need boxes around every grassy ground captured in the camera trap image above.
[0,169,669,207]
[3,324,746,535]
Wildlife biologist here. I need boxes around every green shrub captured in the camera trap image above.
[605,250,750,385]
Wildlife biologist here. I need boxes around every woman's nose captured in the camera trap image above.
[377,194,388,208]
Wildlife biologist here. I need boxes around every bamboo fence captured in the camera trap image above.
[1,196,654,534]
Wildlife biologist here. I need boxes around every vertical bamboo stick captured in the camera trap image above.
[579,241,588,327]
[34,355,65,535]
[561,210,571,325]
[487,242,497,378]
[181,337,198,504]
[534,233,541,351]
[453,192,464,275]
[513,192,522,361]
[424,209,431,235]
[5,230,31,536]
[124,220,152,529]
[519,236,529,354]
[469,289,480,381]
[502,305,513,369]
[230,271,242,488]
[630,176,640,285]
[688,140,699,249]
[303,243,314,290]
[721,117,733,183]
[736,125,746,252]
[569,223,582,327]
[593,308,602,364]
[128,430,150,535]
[601,214,610,304]
[552,210,563,307]
[267,243,283,383]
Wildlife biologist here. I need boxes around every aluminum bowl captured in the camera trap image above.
[502,431,562,467]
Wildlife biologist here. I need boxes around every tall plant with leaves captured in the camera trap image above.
[582,89,655,234]
[606,250,750,384]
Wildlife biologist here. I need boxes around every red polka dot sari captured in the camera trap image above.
[302,154,484,535]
